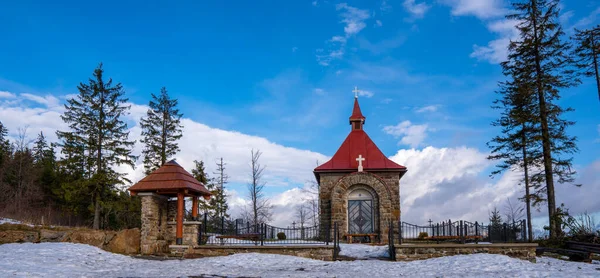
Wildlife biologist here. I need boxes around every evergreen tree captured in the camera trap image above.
[140,87,183,174]
[191,160,215,213]
[488,79,543,242]
[213,158,230,220]
[572,25,600,103]
[32,132,57,204]
[32,132,49,164]
[191,159,229,226]
[489,207,503,227]
[504,0,580,238]
[0,122,10,183]
[56,63,136,229]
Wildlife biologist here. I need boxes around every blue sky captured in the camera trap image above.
[1,0,599,226]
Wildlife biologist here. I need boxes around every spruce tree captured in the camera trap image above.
[32,132,57,204]
[572,25,600,103]
[140,87,183,174]
[0,121,10,171]
[213,158,230,220]
[504,0,580,238]
[191,160,215,213]
[56,63,136,229]
[489,207,503,227]
[488,80,542,242]
[191,159,229,226]
[32,132,49,164]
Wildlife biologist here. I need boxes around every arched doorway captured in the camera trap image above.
[347,189,374,234]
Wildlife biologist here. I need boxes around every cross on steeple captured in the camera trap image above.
[356,154,365,172]
[353,86,360,98]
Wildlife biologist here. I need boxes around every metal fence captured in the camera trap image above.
[198,215,332,246]
[399,219,528,244]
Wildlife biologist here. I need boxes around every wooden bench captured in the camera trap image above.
[567,241,600,254]
[536,247,592,263]
[346,233,377,244]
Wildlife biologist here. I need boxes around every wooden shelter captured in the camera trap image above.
[129,160,211,246]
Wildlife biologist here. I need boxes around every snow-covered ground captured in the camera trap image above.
[338,243,389,259]
[1,243,599,277]
[0,217,22,225]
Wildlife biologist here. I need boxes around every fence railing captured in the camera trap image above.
[198,214,332,246]
[399,219,528,244]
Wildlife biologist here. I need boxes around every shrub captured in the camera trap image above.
[277,232,286,240]
[418,232,429,240]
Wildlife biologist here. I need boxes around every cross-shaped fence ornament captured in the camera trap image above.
[356,154,365,172]
[428,219,433,226]
[292,221,296,229]
[353,86,360,98]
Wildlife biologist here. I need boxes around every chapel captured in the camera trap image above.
[314,90,407,244]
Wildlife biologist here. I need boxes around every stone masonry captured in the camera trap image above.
[394,243,538,262]
[319,171,402,244]
[139,193,169,255]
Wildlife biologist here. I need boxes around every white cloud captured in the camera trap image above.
[572,7,600,30]
[559,10,574,26]
[317,3,369,66]
[415,105,439,113]
[357,35,406,55]
[1,92,329,191]
[336,3,370,37]
[470,19,520,64]
[375,20,383,27]
[383,120,429,147]
[381,0,392,12]
[0,91,16,99]
[313,88,325,95]
[441,0,506,20]
[403,0,431,19]
[440,0,514,64]
[357,89,374,98]
[21,93,60,108]
[390,146,519,223]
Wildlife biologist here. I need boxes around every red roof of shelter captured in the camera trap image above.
[128,160,211,197]
[315,97,406,174]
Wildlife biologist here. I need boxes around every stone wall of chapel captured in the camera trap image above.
[318,171,402,244]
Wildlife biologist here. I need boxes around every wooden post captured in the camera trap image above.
[192,196,198,220]
[176,191,184,245]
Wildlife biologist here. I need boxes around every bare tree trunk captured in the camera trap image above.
[93,194,101,229]
[522,125,534,242]
[591,31,600,102]
[248,149,271,227]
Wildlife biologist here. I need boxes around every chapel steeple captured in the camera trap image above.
[349,86,366,130]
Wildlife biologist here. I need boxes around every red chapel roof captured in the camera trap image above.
[315,96,407,174]
[128,160,212,197]
[314,129,406,172]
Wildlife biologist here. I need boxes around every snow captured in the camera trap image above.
[1,243,600,277]
[0,217,22,225]
[338,243,389,259]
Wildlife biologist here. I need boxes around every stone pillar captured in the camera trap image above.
[139,193,168,255]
